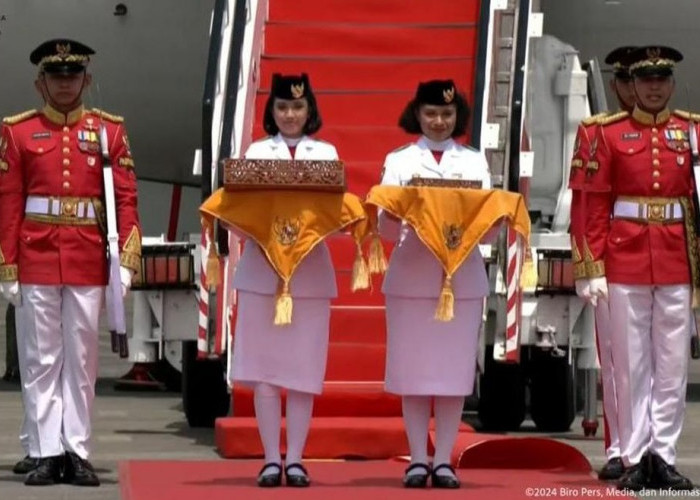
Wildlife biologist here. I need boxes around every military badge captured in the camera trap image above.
[442,223,464,250]
[273,217,301,246]
[290,83,304,99]
[442,87,455,104]
[87,156,96,167]
[678,156,686,166]
[85,117,97,131]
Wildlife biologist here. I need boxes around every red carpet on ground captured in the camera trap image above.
[120,459,619,500]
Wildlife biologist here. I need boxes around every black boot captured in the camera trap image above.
[13,455,40,474]
[649,453,694,490]
[617,462,648,491]
[24,456,62,486]
[62,451,100,486]
[598,457,625,480]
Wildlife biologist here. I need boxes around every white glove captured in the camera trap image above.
[120,266,134,298]
[588,277,609,307]
[575,279,591,300]
[0,280,21,307]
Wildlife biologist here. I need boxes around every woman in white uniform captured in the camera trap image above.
[379,80,492,489]
[231,74,338,488]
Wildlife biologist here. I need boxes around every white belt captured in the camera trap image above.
[613,200,683,222]
[25,196,97,219]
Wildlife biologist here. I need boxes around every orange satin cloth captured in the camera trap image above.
[200,188,370,285]
[366,186,531,278]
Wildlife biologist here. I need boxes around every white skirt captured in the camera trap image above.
[384,296,483,396]
[232,291,331,394]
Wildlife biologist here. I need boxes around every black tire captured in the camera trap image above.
[477,345,527,431]
[182,340,230,427]
[529,348,575,432]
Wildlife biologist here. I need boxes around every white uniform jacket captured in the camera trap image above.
[379,137,492,299]
[231,134,340,298]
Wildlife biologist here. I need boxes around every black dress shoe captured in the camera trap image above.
[617,463,648,491]
[403,463,430,488]
[24,456,62,486]
[431,463,461,489]
[13,455,39,474]
[649,454,694,490]
[285,463,310,487]
[598,457,625,480]
[62,452,100,486]
[257,463,282,487]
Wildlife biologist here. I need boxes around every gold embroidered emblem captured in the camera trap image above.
[56,43,71,59]
[123,134,132,156]
[443,223,464,250]
[290,83,304,99]
[273,217,301,246]
[123,226,142,255]
[443,87,455,104]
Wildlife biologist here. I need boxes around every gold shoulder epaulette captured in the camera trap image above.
[391,143,412,153]
[673,109,700,122]
[3,109,38,125]
[90,108,124,123]
[582,111,609,126]
[599,110,629,126]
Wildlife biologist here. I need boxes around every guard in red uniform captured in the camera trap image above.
[0,39,141,486]
[585,45,694,491]
[570,46,636,482]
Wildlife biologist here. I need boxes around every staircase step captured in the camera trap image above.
[265,23,477,58]
[329,307,387,344]
[231,381,397,417]
[216,416,410,459]
[269,0,479,24]
[259,56,475,92]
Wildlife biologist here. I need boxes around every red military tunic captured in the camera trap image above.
[0,105,141,285]
[585,107,695,285]
[569,113,606,280]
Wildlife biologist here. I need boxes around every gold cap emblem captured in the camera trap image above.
[56,43,71,59]
[290,83,305,99]
[443,87,455,104]
[646,47,662,61]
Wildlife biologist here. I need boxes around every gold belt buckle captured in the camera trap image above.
[61,200,77,217]
[646,202,665,222]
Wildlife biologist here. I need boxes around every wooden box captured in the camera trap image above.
[407,176,483,189]
[223,158,346,192]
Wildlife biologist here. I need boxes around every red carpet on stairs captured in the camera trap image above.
[121,459,618,500]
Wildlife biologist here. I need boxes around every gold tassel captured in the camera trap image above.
[434,275,455,322]
[520,250,538,290]
[368,234,388,274]
[203,218,221,289]
[351,242,370,291]
[274,281,293,325]
[693,287,700,309]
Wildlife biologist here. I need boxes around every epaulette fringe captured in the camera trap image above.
[599,110,629,126]
[582,111,609,126]
[3,109,38,125]
[90,108,124,123]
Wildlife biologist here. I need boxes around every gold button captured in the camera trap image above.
[37,147,44,153]
[652,148,659,155]
[652,127,658,133]
[652,137,659,144]
[653,159,660,166]
[62,147,70,154]
[63,126,69,133]
[62,181,70,189]
[63,170,70,177]
[653,170,660,178]
[62,136,69,143]
[652,182,660,190]
[628,148,634,153]
[62,158,70,166]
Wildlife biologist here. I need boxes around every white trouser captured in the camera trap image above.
[15,284,104,459]
[595,299,620,459]
[608,284,690,466]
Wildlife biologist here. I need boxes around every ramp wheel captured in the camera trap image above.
[477,346,526,431]
[529,348,575,432]
[182,341,230,427]
[582,419,598,437]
